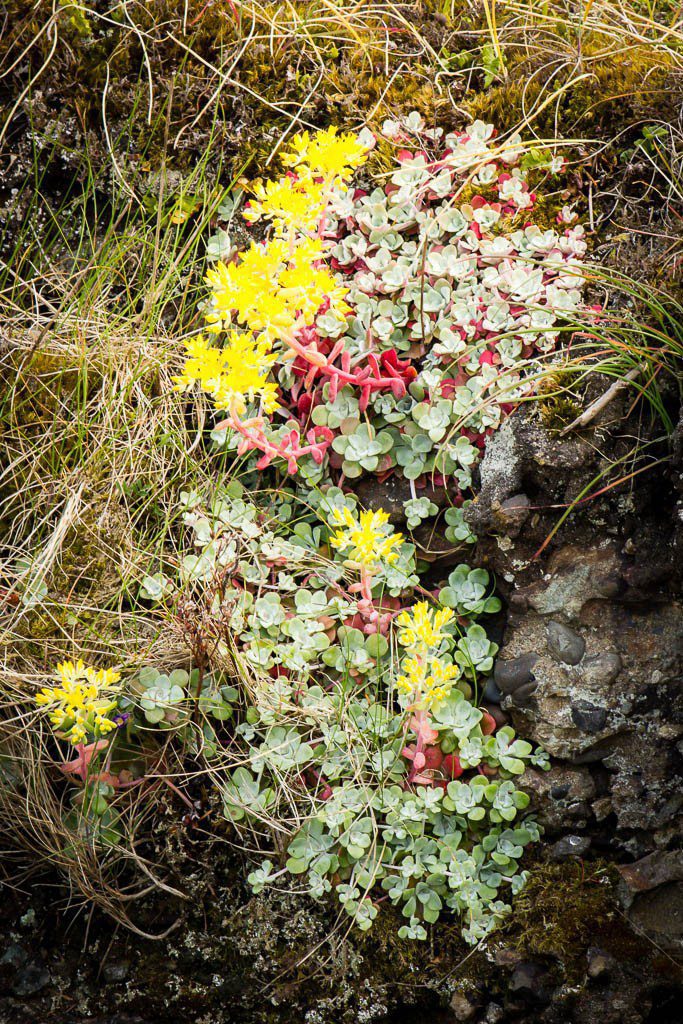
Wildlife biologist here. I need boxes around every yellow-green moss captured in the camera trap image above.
[536,373,584,431]
[501,862,647,977]
[466,44,677,140]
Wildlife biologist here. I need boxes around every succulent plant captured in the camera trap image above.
[439,564,501,617]
[135,667,188,725]
[455,624,499,677]
[444,504,476,546]
[331,423,394,477]
[404,496,439,530]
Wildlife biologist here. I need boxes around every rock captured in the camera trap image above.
[628,882,683,952]
[449,991,478,1021]
[550,834,591,860]
[494,652,538,693]
[483,703,509,730]
[524,545,624,621]
[569,741,615,764]
[582,652,622,685]
[508,591,529,613]
[571,700,608,734]
[586,947,615,979]
[508,961,554,1004]
[483,677,503,704]
[0,942,49,996]
[484,1004,504,1024]
[102,959,131,983]
[466,414,592,545]
[547,620,585,665]
[618,850,683,893]
[493,600,683,762]
[506,680,538,706]
[493,493,531,537]
[11,962,51,997]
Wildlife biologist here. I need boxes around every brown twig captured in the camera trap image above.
[559,361,647,436]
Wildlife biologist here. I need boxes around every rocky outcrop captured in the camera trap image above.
[469,410,683,967]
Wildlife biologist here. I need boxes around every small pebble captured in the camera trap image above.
[550,784,570,800]
[508,961,553,1004]
[547,620,585,665]
[571,700,608,734]
[550,834,591,860]
[485,1004,505,1024]
[11,962,51,997]
[494,652,538,694]
[508,592,529,613]
[496,493,531,537]
[449,991,478,1021]
[582,652,622,685]
[102,960,131,983]
[483,677,503,704]
[483,703,509,730]
[587,947,615,979]
[508,680,538,706]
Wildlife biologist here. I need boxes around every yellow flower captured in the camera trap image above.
[35,659,121,746]
[282,127,370,183]
[205,238,348,343]
[243,128,369,235]
[396,601,454,650]
[173,332,280,417]
[396,655,461,710]
[243,174,327,234]
[329,507,404,568]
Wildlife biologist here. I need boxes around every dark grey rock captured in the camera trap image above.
[570,740,614,763]
[483,677,503,704]
[550,784,570,799]
[571,700,608,734]
[507,680,538,706]
[547,620,585,665]
[582,652,622,685]
[494,652,538,693]
[11,961,51,996]
[550,834,591,860]
[508,961,554,1004]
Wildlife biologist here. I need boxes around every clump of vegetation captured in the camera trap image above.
[7,113,598,945]
[177,113,588,524]
[32,480,547,943]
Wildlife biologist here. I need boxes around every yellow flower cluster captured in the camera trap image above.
[243,175,327,234]
[396,601,454,650]
[35,660,121,745]
[173,332,280,417]
[205,238,349,343]
[244,127,370,232]
[184,126,370,428]
[329,507,404,568]
[282,127,371,181]
[396,655,461,710]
